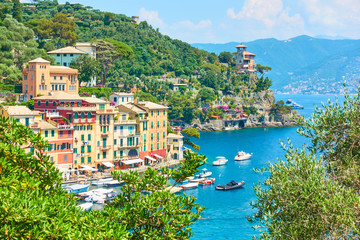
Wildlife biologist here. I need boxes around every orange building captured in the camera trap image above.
[22,58,79,101]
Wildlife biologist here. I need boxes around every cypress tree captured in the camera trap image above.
[12,0,23,23]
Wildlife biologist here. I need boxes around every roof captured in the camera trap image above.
[36,120,57,130]
[29,57,50,63]
[236,43,247,48]
[49,65,78,73]
[34,92,82,100]
[82,97,107,104]
[168,133,183,139]
[48,46,87,55]
[3,105,41,116]
[75,42,95,47]
[243,51,256,56]
[111,92,134,97]
[137,101,168,110]
[120,103,146,113]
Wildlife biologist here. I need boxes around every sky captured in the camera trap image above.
[56,0,360,44]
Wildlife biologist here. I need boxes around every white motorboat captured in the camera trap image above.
[234,151,252,161]
[213,156,228,166]
[180,182,199,189]
[91,177,113,186]
[189,177,205,183]
[66,184,90,194]
[195,168,212,178]
[77,202,93,212]
[180,176,195,184]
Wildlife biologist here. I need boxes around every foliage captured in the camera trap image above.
[249,143,360,239]
[199,70,220,90]
[255,64,272,75]
[243,106,258,115]
[135,91,159,103]
[79,86,113,99]
[197,87,216,105]
[218,51,233,64]
[0,117,129,239]
[181,128,201,150]
[107,150,207,239]
[254,76,272,92]
[269,100,291,115]
[12,0,23,23]
[167,92,198,123]
[94,38,134,85]
[70,55,99,83]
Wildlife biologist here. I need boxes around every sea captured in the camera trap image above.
[190,94,348,240]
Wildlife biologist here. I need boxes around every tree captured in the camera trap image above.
[255,64,272,75]
[12,0,23,23]
[249,91,360,239]
[95,39,134,85]
[1,116,207,239]
[197,87,216,105]
[70,55,99,83]
[51,13,78,48]
[219,51,233,64]
[181,128,201,150]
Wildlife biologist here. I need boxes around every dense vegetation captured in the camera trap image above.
[0,116,207,239]
[250,91,360,238]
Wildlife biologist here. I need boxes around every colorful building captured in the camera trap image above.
[109,92,134,106]
[167,133,184,161]
[234,43,256,73]
[22,58,79,101]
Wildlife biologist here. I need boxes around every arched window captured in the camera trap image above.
[81,112,85,119]
[88,112,91,119]
[38,101,41,107]
[74,112,78,119]
[53,101,56,107]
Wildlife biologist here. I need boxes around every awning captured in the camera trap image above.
[79,165,98,171]
[80,164,92,170]
[102,162,115,168]
[153,154,163,159]
[122,158,143,165]
[145,156,157,162]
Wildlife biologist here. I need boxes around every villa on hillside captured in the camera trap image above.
[235,43,256,74]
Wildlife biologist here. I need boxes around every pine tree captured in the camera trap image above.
[12,0,23,23]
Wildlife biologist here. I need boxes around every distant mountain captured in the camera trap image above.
[192,35,360,93]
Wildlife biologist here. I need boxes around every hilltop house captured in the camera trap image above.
[234,43,256,74]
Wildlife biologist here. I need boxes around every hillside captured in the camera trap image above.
[193,36,360,93]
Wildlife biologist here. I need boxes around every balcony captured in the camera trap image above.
[57,106,96,111]
[115,145,140,150]
[114,119,137,125]
[58,124,73,129]
[46,112,60,118]
[101,132,109,136]
[98,145,112,150]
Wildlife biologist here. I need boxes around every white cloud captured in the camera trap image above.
[139,8,165,28]
[172,20,212,30]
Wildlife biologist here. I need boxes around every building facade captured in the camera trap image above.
[22,58,79,101]
[234,43,256,73]
[109,92,134,106]
[167,133,184,161]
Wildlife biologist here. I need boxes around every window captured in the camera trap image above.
[120,151,123,157]
[99,104,105,110]
[151,111,153,116]
[70,54,73,57]
[144,134,146,143]
[158,111,159,116]
[38,101,41,106]
[151,144,153,150]
[59,131,63,137]
[57,54,60,57]
[157,143,159,150]
[44,130,48,137]
[88,112,91,119]
[157,121,159,127]
[114,151,117,157]
[157,132,159,140]
[60,76,63,80]
[64,54,67,57]
[53,101,56,107]
[163,131,165,138]
[114,139,117,145]
[151,133,153,140]
[24,75,27,80]
[63,62,67,67]
[163,120,165,127]
[87,145,91,153]
[46,101,49,107]
[71,102,74,107]
[64,155,68,162]
[39,85,41,91]
[144,146,146,152]
[81,112,85,119]
[103,151,106,159]
[163,142,165,149]
[120,139,123,146]
[51,130,55,137]
[97,141,100,146]
[68,130,71,136]
[73,148,77,153]
[81,157,84,163]
[81,135,84,141]
[151,122,153,128]
[164,110,166,115]
[97,154,100,159]
[88,134,91,141]
[81,146,85,153]
[88,157,91,163]
[74,112,78,119]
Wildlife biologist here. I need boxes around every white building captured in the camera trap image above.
[110,92,134,106]
[167,133,183,161]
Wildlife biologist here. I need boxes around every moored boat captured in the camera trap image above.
[104,180,124,187]
[234,151,252,161]
[66,184,90,194]
[215,180,245,191]
[199,178,215,185]
[77,202,93,212]
[195,168,212,178]
[91,177,113,186]
[189,177,205,183]
[213,156,228,166]
[180,182,199,189]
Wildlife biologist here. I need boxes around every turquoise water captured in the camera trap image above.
[190,94,347,240]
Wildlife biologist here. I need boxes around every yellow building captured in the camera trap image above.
[0,105,41,127]
[22,58,79,101]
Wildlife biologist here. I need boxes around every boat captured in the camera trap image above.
[91,177,113,186]
[104,180,124,187]
[199,178,215,185]
[195,168,212,178]
[66,184,90,194]
[77,202,93,212]
[285,99,304,109]
[180,176,195,184]
[180,182,199,189]
[189,177,205,183]
[215,180,245,191]
[213,156,228,166]
[234,151,252,161]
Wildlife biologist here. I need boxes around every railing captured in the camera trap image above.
[98,145,112,150]
[46,112,60,117]
[58,124,73,129]
[57,106,96,111]
[114,119,137,124]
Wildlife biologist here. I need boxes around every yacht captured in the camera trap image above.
[234,151,252,161]
[213,156,228,166]
[195,168,212,178]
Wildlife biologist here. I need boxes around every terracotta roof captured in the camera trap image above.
[137,101,168,110]
[243,51,256,56]
[236,43,247,48]
[34,92,82,100]
[49,66,78,73]
[82,97,107,104]
[120,103,146,113]
[29,58,50,63]
[168,133,183,139]
[36,120,57,130]
[48,46,87,55]
[111,92,134,97]
[3,105,41,116]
